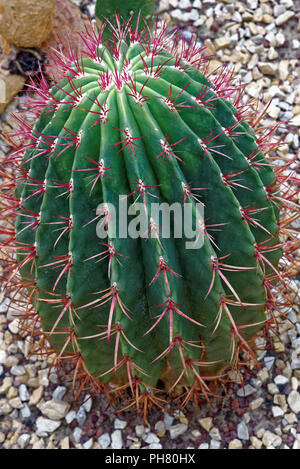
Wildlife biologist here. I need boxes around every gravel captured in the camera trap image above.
[0,0,299,450]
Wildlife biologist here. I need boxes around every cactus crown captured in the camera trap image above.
[1,16,298,413]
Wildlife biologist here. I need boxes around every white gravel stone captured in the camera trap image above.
[18,384,30,402]
[275,11,294,26]
[198,443,209,449]
[237,384,256,397]
[38,399,71,421]
[98,432,111,449]
[169,423,188,439]
[65,409,77,424]
[36,417,61,435]
[237,421,249,440]
[114,418,127,430]
[274,375,289,385]
[272,406,284,417]
[52,386,67,400]
[0,350,7,364]
[111,430,123,449]
[142,433,160,444]
[72,427,82,443]
[135,424,146,437]
[18,433,31,449]
[287,391,300,414]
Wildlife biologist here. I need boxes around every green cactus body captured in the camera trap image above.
[12,21,283,396]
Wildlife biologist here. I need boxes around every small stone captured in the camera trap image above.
[228,439,243,449]
[10,365,26,376]
[114,418,127,430]
[237,384,256,397]
[76,406,86,426]
[155,420,166,437]
[169,423,188,439]
[291,114,300,127]
[60,436,69,449]
[198,443,209,449]
[272,406,284,417]
[72,427,82,443]
[18,384,30,402]
[65,409,76,424]
[258,62,277,76]
[164,413,174,428]
[237,421,249,441]
[52,386,67,400]
[9,397,23,409]
[36,417,61,434]
[275,11,295,26]
[83,438,93,449]
[18,433,30,449]
[81,395,93,413]
[143,433,160,445]
[262,430,282,448]
[198,417,213,432]
[214,37,231,50]
[287,391,300,414]
[111,430,123,449]
[274,375,289,386]
[38,399,70,421]
[210,440,221,449]
[135,425,145,437]
[249,398,264,410]
[250,436,262,449]
[98,433,111,449]
[209,427,221,441]
[266,104,280,119]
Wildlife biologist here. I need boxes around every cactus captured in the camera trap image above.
[95,0,155,42]
[1,17,298,412]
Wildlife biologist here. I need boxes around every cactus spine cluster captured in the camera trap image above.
[1,17,298,411]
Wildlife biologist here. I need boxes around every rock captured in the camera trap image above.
[258,62,277,76]
[169,423,188,439]
[291,114,300,127]
[18,384,30,402]
[250,436,262,449]
[37,399,70,420]
[18,433,30,449]
[52,386,67,400]
[199,417,213,432]
[228,439,243,449]
[237,384,256,397]
[36,417,61,434]
[287,391,300,414]
[249,398,264,410]
[142,433,160,445]
[272,406,284,417]
[111,430,123,449]
[274,375,289,385]
[0,72,25,114]
[214,37,231,50]
[72,427,82,443]
[275,11,295,26]
[209,427,221,441]
[262,430,282,448]
[0,0,55,48]
[155,420,166,437]
[98,433,111,449]
[237,421,249,440]
[114,418,127,430]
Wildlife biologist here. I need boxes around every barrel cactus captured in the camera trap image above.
[1,16,298,412]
